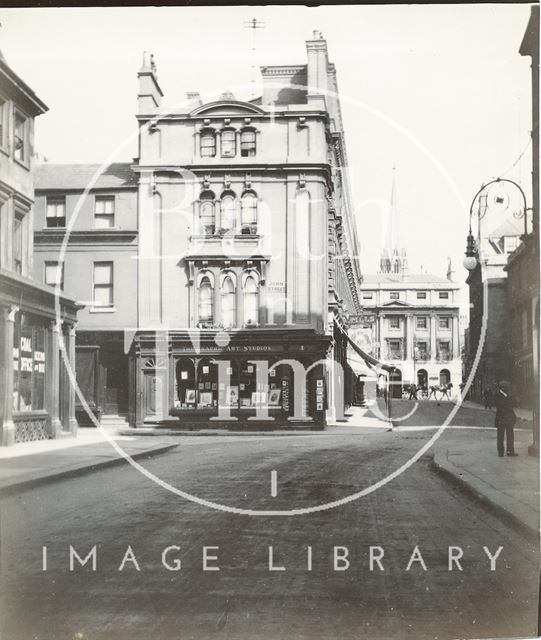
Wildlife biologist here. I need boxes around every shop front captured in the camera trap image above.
[130,329,332,429]
[0,273,79,445]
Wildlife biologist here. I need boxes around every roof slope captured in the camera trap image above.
[35,163,138,190]
[362,273,454,286]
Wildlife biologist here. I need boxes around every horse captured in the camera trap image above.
[429,382,453,401]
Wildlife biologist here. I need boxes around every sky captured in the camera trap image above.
[0,4,534,293]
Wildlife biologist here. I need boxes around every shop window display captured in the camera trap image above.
[12,312,46,412]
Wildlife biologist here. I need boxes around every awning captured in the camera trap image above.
[347,350,374,377]
[345,331,395,374]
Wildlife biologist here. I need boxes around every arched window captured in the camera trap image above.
[200,131,216,157]
[439,369,451,386]
[243,274,259,325]
[199,191,215,235]
[220,193,237,232]
[199,276,214,325]
[221,275,236,328]
[221,129,236,158]
[240,129,256,157]
[240,192,257,234]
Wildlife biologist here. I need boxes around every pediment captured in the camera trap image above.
[190,101,265,117]
[382,300,411,307]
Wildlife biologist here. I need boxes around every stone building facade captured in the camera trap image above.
[0,52,79,445]
[506,6,539,422]
[33,32,363,429]
[34,164,138,424]
[464,218,523,403]
[360,271,462,398]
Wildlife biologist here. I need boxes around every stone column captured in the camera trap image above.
[430,314,437,361]
[405,315,413,360]
[378,314,384,359]
[452,315,460,359]
[68,324,78,435]
[1,306,17,446]
[49,320,62,439]
[135,352,144,428]
[326,340,337,423]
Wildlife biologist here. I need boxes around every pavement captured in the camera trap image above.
[0,428,178,495]
[432,427,539,540]
[1,424,538,640]
[1,402,538,543]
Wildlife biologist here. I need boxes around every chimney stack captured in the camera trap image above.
[306,30,329,108]
[138,51,163,114]
[186,91,202,108]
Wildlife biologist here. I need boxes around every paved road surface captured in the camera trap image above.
[1,427,538,640]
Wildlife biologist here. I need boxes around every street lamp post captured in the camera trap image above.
[413,345,419,388]
[463,177,530,272]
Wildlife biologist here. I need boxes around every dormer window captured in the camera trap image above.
[200,131,216,157]
[221,129,236,158]
[240,129,256,157]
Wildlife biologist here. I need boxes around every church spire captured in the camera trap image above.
[379,166,408,278]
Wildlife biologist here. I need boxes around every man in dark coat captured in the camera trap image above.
[494,381,518,457]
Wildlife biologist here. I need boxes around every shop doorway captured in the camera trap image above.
[101,348,128,415]
[143,372,161,419]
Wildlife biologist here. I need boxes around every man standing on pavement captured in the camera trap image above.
[494,380,518,457]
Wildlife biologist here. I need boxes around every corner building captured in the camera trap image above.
[132,33,362,427]
[0,52,79,445]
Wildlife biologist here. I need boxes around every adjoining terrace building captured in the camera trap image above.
[34,31,364,429]
[0,51,79,446]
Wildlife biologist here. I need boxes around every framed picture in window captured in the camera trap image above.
[270,369,276,377]
[185,389,196,404]
[240,397,251,407]
[212,383,217,390]
[227,386,239,406]
[202,366,209,375]
[181,371,188,380]
[269,389,281,406]
[199,392,213,407]
[240,383,245,391]
[198,383,204,390]
[205,382,211,390]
